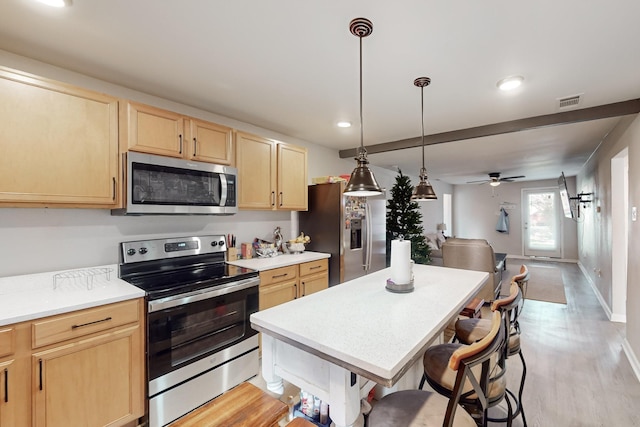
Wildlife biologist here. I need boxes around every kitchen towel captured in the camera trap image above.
[390,238,412,284]
[496,207,509,234]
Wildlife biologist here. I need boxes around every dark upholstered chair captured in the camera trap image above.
[368,311,505,427]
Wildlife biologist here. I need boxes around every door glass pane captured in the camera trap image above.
[527,192,559,251]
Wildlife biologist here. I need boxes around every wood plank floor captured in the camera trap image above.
[252,260,640,426]
[491,259,640,426]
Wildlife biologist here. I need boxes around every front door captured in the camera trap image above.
[522,188,562,258]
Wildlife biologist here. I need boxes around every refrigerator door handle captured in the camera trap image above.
[363,202,373,271]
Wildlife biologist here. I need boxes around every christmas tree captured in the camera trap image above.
[386,170,431,265]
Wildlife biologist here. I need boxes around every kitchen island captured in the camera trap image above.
[250,263,489,427]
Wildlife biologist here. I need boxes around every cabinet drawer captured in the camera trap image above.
[299,259,328,277]
[32,299,140,348]
[0,327,14,358]
[259,265,298,287]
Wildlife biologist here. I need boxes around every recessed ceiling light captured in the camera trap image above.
[497,75,524,91]
[35,0,68,7]
[337,121,352,128]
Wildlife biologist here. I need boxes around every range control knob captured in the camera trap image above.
[139,247,148,255]
[219,240,225,248]
[211,241,218,247]
[127,248,136,256]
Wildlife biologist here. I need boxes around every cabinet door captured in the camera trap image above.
[277,143,308,210]
[189,119,233,165]
[259,280,298,311]
[124,101,185,158]
[299,272,328,298]
[0,359,14,427]
[0,67,119,207]
[236,132,277,209]
[32,324,144,427]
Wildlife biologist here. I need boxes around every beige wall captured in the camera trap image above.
[452,178,579,259]
[577,114,640,360]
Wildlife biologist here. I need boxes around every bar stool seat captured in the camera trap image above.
[370,311,506,427]
[454,281,527,427]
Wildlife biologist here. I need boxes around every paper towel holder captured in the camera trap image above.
[386,277,415,293]
[387,236,414,292]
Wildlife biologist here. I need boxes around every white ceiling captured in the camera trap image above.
[1,0,639,184]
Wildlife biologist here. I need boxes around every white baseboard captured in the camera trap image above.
[578,262,638,382]
[577,261,613,320]
[506,254,578,264]
[622,339,640,384]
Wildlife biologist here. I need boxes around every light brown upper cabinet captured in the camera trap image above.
[0,67,119,207]
[236,131,308,211]
[122,101,233,165]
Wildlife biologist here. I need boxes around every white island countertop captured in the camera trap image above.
[227,251,330,271]
[0,264,145,327]
[251,263,488,386]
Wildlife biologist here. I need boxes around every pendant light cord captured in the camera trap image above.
[359,34,364,156]
[420,84,425,171]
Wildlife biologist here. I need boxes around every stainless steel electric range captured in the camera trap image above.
[118,234,259,427]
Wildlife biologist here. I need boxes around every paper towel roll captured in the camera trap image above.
[390,239,412,284]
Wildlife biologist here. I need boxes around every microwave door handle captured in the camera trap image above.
[219,174,228,207]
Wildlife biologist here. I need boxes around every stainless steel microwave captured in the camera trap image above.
[112,152,238,215]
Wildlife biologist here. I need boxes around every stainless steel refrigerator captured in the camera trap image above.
[299,182,387,286]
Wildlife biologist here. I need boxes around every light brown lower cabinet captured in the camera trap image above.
[298,259,328,298]
[0,298,144,427]
[258,259,329,311]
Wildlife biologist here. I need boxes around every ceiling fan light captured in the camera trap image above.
[497,75,524,91]
[490,180,501,187]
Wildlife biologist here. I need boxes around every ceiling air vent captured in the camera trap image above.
[557,94,582,109]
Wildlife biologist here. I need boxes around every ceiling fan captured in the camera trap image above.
[467,172,526,186]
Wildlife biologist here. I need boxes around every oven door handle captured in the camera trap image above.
[148,277,260,313]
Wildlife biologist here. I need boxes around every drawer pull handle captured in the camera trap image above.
[310,266,322,270]
[294,283,298,299]
[71,316,113,330]
[179,134,183,154]
[112,177,117,201]
[272,273,288,279]
[193,137,198,157]
[39,359,43,391]
[3,368,7,402]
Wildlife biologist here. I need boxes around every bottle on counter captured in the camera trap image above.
[313,396,321,420]
[320,401,329,424]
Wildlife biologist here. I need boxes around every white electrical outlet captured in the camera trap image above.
[633,206,637,222]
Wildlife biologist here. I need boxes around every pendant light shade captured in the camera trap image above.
[343,18,383,197]
[411,77,437,201]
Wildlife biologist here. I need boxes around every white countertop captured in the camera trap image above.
[0,264,145,327]
[227,251,330,271]
[250,264,488,385]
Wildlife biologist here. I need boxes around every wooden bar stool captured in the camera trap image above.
[169,382,288,427]
[454,281,527,427]
[369,311,506,427]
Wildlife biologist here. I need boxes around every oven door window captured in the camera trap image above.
[147,286,258,381]
[131,162,222,206]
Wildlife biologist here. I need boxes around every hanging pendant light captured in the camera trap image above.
[343,18,383,197]
[411,77,437,201]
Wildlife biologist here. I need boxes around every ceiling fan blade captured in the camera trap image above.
[500,175,525,181]
[466,179,490,184]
